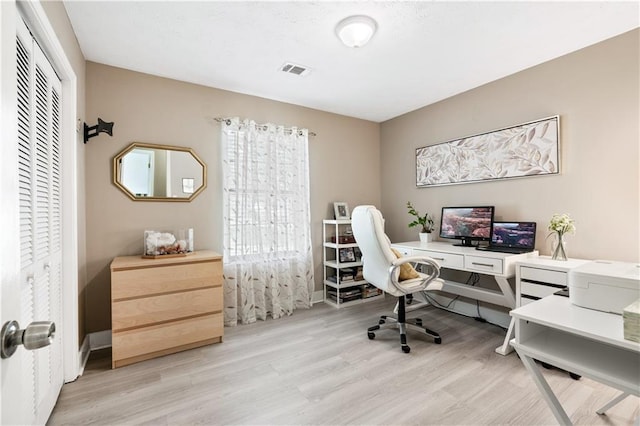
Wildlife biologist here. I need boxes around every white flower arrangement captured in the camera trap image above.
[547,213,576,237]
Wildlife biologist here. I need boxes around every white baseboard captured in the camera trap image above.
[89,329,112,350]
[77,330,112,376]
[76,334,91,377]
[311,290,324,304]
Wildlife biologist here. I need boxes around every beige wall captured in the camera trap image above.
[381,29,639,263]
[84,62,381,333]
[40,1,87,343]
[84,26,638,334]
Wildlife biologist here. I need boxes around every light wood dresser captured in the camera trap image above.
[110,250,223,368]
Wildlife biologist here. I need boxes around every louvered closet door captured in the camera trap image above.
[16,17,64,425]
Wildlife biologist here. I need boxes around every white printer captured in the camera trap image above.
[569,260,640,314]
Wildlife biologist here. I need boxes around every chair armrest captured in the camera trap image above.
[388,256,441,294]
[392,256,440,272]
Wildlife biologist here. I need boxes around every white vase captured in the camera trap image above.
[419,232,433,244]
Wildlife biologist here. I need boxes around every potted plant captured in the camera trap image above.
[407,201,435,243]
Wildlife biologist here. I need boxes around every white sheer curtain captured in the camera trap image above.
[221,118,314,326]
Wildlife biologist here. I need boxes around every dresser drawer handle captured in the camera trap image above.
[472,262,494,268]
[432,257,445,261]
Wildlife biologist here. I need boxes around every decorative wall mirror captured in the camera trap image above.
[113,142,207,201]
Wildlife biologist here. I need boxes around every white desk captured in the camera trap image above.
[391,241,538,354]
[510,295,640,425]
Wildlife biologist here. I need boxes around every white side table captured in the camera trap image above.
[497,256,590,354]
[511,295,639,424]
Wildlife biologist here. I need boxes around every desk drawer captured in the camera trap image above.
[392,246,412,256]
[520,296,539,306]
[521,281,558,299]
[415,250,464,269]
[465,255,503,274]
[520,266,567,287]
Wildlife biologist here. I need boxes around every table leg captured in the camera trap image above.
[494,276,516,308]
[596,392,629,415]
[494,276,516,355]
[515,348,572,425]
[495,317,515,355]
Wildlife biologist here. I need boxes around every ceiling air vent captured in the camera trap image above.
[280,62,311,77]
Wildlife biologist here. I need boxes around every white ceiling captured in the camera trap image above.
[63,1,639,123]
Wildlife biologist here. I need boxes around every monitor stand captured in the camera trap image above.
[453,238,478,247]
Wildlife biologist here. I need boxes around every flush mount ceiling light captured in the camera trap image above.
[335,15,377,48]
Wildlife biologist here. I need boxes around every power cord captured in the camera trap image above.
[422,272,477,310]
[467,273,487,323]
[424,272,507,331]
[423,291,460,309]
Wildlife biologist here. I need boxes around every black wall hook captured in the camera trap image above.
[84,118,114,144]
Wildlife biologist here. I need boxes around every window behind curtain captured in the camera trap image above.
[221,118,314,325]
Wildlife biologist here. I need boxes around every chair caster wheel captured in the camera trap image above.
[402,346,411,353]
[569,373,581,380]
[434,337,442,344]
[378,319,385,325]
[367,332,375,340]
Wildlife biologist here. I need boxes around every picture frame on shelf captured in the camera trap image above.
[334,202,350,220]
[339,247,356,263]
[354,246,362,261]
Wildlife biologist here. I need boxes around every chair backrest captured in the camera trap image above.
[351,205,399,294]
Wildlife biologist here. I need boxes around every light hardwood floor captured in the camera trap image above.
[49,299,639,425]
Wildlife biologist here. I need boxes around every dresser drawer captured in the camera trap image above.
[415,249,464,269]
[520,266,567,287]
[112,313,223,365]
[465,255,503,274]
[112,260,222,300]
[112,287,222,331]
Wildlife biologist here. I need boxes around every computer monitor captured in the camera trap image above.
[490,221,537,249]
[439,206,495,247]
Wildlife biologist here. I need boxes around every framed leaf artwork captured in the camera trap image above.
[416,116,560,187]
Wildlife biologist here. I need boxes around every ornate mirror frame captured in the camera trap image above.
[113,142,207,202]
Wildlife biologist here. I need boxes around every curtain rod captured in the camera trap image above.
[214,117,317,137]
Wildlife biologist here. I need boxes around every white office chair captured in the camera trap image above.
[351,205,445,353]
